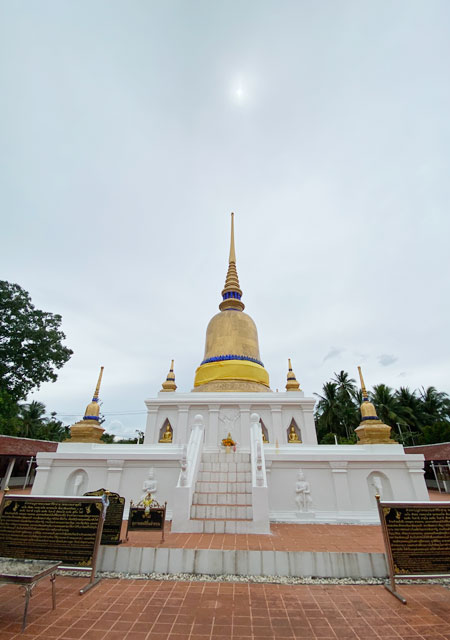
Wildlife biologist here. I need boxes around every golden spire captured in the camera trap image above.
[219,212,245,312]
[286,358,301,391]
[357,366,369,401]
[83,366,104,420]
[92,366,104,401]
[161,359,177,392]
[67,366,106,443]
[355,366,396,444]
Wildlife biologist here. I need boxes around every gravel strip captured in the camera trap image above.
[58,570,450,587]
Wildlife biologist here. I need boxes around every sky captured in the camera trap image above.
[1,1,450,439]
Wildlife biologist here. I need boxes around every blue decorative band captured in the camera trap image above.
[83,415,100,421]
[201,354,264,367]
[361,415,379,421]
[222,291,242,300]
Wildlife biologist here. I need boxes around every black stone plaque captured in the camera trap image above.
[84,489,125,545]
[128,507,165,530]
[0,496,105,568]
[377,498,450,604]
[381,504,450,575]
[126,501,167,542]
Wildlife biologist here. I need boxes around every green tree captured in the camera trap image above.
[18,400,47,438]
[0,281,72,401]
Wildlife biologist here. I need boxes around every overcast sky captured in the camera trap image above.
[1,1,450,438]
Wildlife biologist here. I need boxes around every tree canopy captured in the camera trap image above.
[315,370,450,445]
[0,281,73,401]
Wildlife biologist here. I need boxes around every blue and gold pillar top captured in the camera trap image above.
[193,213,270,392]
[286,359,301,391]
[82,366,104,421]
[68,366,106,443]
[161,360,177,392]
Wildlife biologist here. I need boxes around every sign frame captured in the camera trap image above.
[0,494,108,595]
[126,500,167,543]
[376,495,450,604]
[84,488,125,545]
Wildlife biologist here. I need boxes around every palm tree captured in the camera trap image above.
[332,371,359,438]
[419,387,450,425]
[315,382,345,440]
[371,384,402,438]
[18,401,46,438]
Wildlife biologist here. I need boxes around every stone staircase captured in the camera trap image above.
[191,451,253,533]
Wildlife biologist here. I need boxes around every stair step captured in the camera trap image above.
[196,472,252,482]
[193,492,251,505]
[195,481,252,493]
[201,452,250,463]
[190,505,253,519]
[190,519,254,534]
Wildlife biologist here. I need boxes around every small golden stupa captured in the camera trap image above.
[354,367,396,445]
[285,358,301,391]
[68,367,105,443]
[161,360,177,392]
[193,213,270,392]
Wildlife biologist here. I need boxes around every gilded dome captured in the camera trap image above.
[193,213,270,392]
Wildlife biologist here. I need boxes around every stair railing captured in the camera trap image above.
[171,414,204,531]
[250,412,270,531]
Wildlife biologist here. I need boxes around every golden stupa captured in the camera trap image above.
[161,360,177,392]
[193,213,270,392]
[354,367,396,445]
[285,358,301,391]
[68,367,105,443]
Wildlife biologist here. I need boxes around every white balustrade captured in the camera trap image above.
[171,414,204,532]
[249,413,270,532]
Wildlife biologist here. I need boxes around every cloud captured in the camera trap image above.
[105,419,136,440]
[378,354,398,367]
[323,347,344,363]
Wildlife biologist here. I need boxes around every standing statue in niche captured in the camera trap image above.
[138,467,158,505]
[73,473,85,496]
[371,474,383,499]
[295,469,312,512]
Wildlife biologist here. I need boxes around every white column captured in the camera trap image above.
[239,406,251,450]
[1,457,16,490]
[208,405,220,448]
[144,407,159,444]
[106,459,125,494]
[329,461,352,513]
[31,455,54,494]
[176,407,189,444]
[270,405,283,446]
[406,460,429,500]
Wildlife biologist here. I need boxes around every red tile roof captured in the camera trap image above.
[405,442,450,461]
[0,435,58,456]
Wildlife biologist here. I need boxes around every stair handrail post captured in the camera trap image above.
[171,414,204,532]
[250,412,270,532]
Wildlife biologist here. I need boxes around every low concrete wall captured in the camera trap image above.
[97,546,388,579]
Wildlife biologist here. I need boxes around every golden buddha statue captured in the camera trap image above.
[159,423,173,443]
[262,429,268,443]
[288,424,301,443]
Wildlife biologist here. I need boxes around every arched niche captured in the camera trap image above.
[65,469,88,496]
[366,471,393,505]
[287,418,302,443]
[260,418,269,443]
[159,418,173,443]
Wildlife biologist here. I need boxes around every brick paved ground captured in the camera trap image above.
[0,577,449,639]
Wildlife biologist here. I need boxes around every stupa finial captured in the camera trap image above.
[286,358,301,391]
[219,212,245,311]
[161,359,177,392]
[357,366,369,400]
[92,366,104,401]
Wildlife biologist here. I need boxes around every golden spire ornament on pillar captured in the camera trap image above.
[161,360,177,392]
[354,367,396,445]
[68,366,106,443]
[285,358,301,391]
